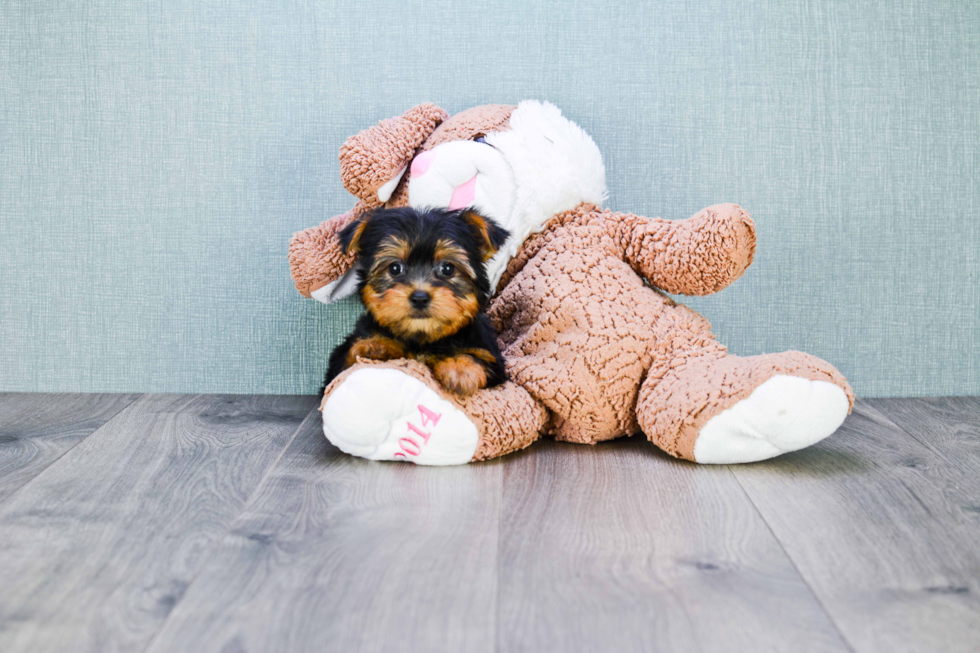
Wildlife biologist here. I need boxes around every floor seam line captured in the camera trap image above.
[0,393,144,508]
[864,398,976,471]
[725,464,858,653]
[232,402,322,523]
[137,398,320,653]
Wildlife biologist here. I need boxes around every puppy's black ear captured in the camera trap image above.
[459,209,510,261]
[338,212,371,255]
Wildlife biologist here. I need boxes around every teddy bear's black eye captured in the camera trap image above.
[438,262,456,278]
[388,262,403,277]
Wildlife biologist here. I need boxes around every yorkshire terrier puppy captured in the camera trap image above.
[325,206,510,396]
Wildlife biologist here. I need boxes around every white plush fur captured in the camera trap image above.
[407,140,516,229]
[484,100,608,290]
[321,368,480,465]
[313,100,607,305]
[376,165,406,202]
[693,375,850,464]
[311,265,361,304]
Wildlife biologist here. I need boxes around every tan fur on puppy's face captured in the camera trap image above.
[360,234,481,344]
[372,236,412,264]
[363,283,479,344]
[433,240,477,278]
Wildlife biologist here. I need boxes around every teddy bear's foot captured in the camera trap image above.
[321,359,550,464]
[637,351,854,464]
[691,374,849,464]
[321,365,479,465]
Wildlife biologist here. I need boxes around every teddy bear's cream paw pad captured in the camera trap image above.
[693,375,849,464]
[321,368,479,465]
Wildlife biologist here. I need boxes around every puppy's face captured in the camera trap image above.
[363,233,481,343]
[340,208,509,344]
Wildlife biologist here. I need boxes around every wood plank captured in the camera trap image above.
[0,393,140,502]
[496,437,849,653]
[731,399,980,653]
[0,393,317,653]
[145,410,502,653]
[870,396,980,478]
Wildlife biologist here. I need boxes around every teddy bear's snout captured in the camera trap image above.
[407,140,516,228]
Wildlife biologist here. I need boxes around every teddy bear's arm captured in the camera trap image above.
[612,203,756,296]
[340,103,449,206]
[288,203,367,302]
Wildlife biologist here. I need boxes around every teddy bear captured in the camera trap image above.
[289,100,853,466]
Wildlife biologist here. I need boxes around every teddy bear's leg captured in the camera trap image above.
[320,359,548,465]
[635,351,854,464]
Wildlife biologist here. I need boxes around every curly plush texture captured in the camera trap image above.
[288,203,366,298]
[616,204,757,295]
[420,104,515,152]
[291,105,517,300]
[322,357,547,461]
[339,103,448,205]
[295,101,854,463]
[488,202,771,445]
[375,105,517,214]
[637,350,855,460]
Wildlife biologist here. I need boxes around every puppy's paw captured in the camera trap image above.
[432,355,487,396]
[348,335,405,364]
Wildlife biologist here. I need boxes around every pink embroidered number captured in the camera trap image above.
[418,404,441,428]
[405,421,431,444]
[398,438,422,456]
[393,404,443,460]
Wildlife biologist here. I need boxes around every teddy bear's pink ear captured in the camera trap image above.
[339,103,449,206]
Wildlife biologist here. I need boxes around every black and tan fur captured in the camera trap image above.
[326,207,509,396]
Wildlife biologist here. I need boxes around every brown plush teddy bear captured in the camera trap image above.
[290,101,853,465]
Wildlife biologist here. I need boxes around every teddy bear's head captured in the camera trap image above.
[338,101,608,294]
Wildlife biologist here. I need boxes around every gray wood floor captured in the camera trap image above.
[0,394,978,653]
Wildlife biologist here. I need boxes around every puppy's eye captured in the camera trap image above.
[438,262,456,278]
[387,262,404,277]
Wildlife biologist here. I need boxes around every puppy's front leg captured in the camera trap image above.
[326,334,406,387]
[431,354,488,397]
[347,335,406,366]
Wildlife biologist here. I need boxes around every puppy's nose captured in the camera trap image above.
[409,290,431,309]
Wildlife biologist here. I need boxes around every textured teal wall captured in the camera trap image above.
[1,1,977,396]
